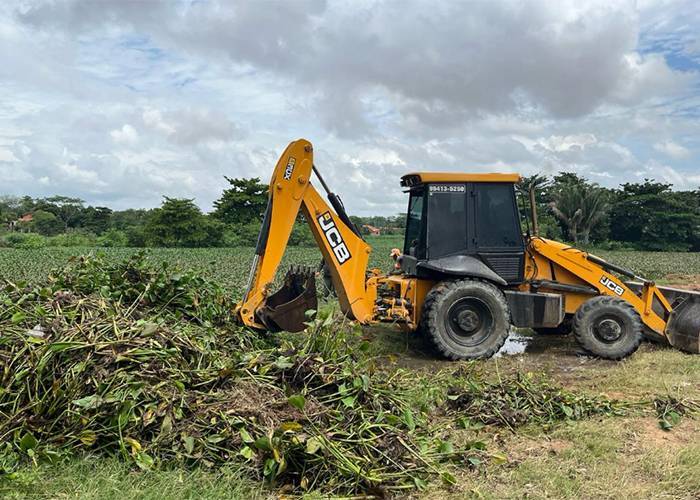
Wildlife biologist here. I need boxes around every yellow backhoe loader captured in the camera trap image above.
[235,139,700,360]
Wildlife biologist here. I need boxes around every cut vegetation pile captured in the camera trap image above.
[0,253,676,495]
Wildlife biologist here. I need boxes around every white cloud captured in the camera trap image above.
[0,0,697,214]
[653,140,691,159]
[110,124,139,145]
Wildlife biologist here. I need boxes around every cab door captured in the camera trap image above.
[470,182,525,283]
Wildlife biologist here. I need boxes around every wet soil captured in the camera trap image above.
[366,325,606,378]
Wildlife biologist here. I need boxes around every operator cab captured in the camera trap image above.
[400,172,524,284]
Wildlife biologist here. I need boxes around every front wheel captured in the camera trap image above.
[573,296,643,359]
[423,280,510,360]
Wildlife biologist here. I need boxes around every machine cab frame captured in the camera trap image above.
[401,173,525,284]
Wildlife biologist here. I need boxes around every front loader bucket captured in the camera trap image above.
[257,266,317,333]
[666,293,700,354]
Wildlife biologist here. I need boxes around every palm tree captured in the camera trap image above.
[550,184,607,244]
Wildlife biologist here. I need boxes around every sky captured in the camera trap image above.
[0,0,699,216]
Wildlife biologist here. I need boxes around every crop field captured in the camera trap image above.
[2,239,700,293]
[1,243,699,499]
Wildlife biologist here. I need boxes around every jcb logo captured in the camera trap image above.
[318,212,351,265]
[600,276,624,296]
[283,157,296,180]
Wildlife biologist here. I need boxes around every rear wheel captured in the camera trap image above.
[423,280,510,360]
[573,296,643,359]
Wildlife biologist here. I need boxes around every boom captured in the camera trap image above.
[236,139,376,331]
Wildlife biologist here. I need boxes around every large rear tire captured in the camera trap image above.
[423,280,510,360]
[573,296,643,359]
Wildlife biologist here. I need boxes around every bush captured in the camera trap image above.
[223,222,261,246]
[96,229,129,247]
[47,232,97,247]
[0,232,46,248]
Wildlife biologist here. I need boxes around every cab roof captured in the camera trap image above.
[401,172,521,187]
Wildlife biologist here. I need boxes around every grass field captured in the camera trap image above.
[1,242,699,499]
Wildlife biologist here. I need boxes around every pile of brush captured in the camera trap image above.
[0,253,466,494]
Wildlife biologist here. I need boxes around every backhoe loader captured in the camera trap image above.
[235,139,700,360]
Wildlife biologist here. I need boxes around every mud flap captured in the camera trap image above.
[257,267,317,333]
[666,294,700,354]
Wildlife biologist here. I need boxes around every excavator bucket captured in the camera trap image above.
[665,290,700,354]
[257,266,317,333]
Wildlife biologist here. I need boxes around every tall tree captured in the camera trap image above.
[549,176,607,244]
[146,197,223,247]
[36,196,85,230]
[81,206,113,234]
[212,177,268,224]
[30,210,63,236]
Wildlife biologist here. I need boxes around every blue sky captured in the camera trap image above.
[0,0,699,215]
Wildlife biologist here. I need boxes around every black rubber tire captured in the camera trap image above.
[572,296,643,360]
[423,279,510,360]
[533,318,572,335]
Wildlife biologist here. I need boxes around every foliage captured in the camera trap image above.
[609,181,700,251]
[35,196,85,231]
[549,174,608,244]
[212,177,268,224]
[145,198,224,248]
[30,210,62,236]
[0,254,466,494]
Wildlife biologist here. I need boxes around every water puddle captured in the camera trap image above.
[496,328,576,357]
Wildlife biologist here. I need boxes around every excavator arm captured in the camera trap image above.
[236,139,376,332]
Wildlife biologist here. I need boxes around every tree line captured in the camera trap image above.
[518,173,700,251]
[1,174,699,251]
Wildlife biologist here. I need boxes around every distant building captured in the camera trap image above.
[9,213,33,232]
[363,224,381,236]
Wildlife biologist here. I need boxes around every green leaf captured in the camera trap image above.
[403,408,416,431]
[11,312,26,324]
[19,433,38,451]
[254,436,273,451]
[239,428,254,444]
[239,445,254,460]
[441,471,456,485]
[438,440,454,454]
[183,435,195,454]
[413,477,428,490]
[263,458,277,479]
[206,434,226,444]
[288,394,306,411]
[341,396,355,408]
[72,394,102,409]
[562,405,574,418]
[305,436,323,454]
[134,451,154,470]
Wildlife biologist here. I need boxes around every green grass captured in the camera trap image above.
[0,458,265,500]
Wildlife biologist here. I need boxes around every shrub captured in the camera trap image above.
[0,232,46,248]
